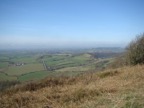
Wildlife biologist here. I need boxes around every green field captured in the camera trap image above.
[56,66,91,72]
[18,71,52,82]
[44,54,93,69]
[0,73,17,81]
[11,56,38,64]
[0,51,116,82]
[0,56,9,61]
[0,62,9,68]
[6,63,44,76]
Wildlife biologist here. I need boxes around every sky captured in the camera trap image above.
[0,0,144,49]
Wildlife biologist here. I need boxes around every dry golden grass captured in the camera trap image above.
[0,65,144,108]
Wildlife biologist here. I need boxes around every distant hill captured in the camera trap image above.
[90,52,122,58]
[90,47,124,52]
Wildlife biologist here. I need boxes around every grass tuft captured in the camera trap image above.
[98,70,119,78]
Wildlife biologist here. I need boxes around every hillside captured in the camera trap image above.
[0,65,144,108]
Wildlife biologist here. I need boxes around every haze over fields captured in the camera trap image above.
[0,0,144,49]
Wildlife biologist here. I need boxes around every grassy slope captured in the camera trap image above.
[6,63,44,76]
[18,71,52,82]
[0,73,17,81]
[1,65,144,108]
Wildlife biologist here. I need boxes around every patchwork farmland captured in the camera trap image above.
[0,50,118,82]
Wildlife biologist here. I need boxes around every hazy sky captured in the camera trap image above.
[0,0,144,49]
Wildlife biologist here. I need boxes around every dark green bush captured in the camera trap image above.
[125,34,144,65]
